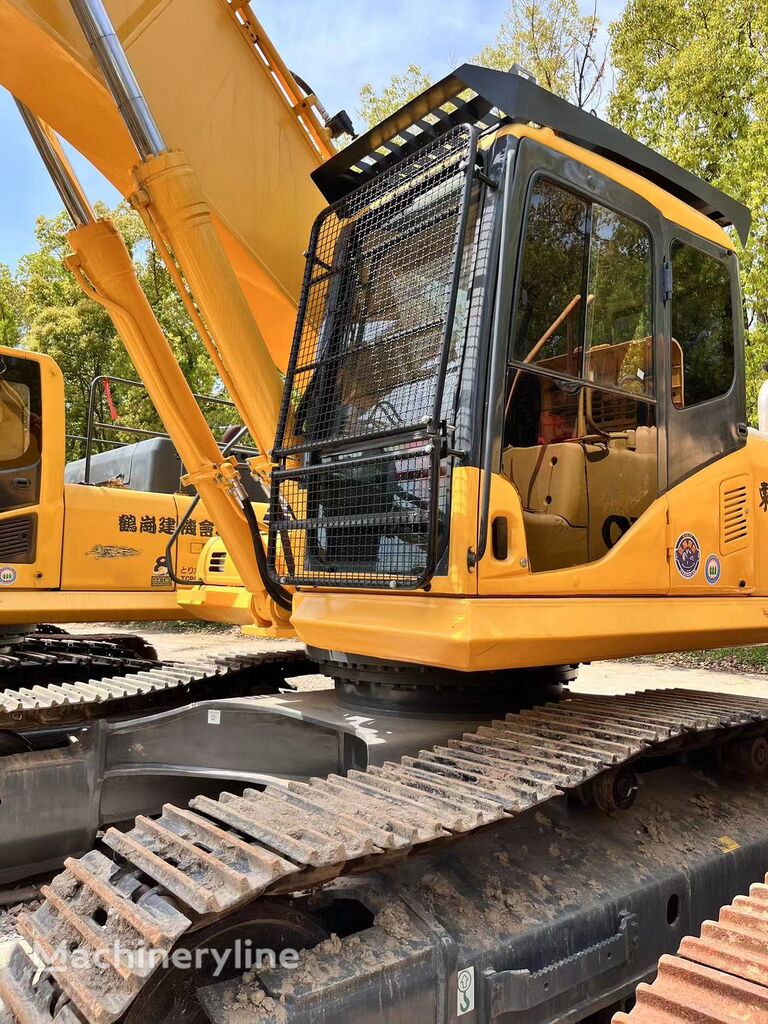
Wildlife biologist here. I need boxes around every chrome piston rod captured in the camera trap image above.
[15,101,94,228]
[67,0,166,159]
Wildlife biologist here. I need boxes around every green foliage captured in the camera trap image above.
[609,0,768,421]
[358,65,432,129]
[356,0,607,129]
[8,202,226,458]
[0,264,22,347]
[476,0,606,108]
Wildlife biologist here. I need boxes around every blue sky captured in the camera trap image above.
[0,0,625,268]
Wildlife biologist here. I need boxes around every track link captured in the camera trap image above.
[1,687,768,1024]
[614,870,768,1022]
[0,632,158,690]
[0,649,312,732]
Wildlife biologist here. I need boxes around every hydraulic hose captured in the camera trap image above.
[241,496,293,613]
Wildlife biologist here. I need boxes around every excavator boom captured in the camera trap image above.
[0,0,332,370]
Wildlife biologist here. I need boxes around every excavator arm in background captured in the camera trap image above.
[0,0,348,630]
[0,0,333,372]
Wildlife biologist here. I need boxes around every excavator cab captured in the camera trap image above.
[500,162,741,572]
[269,65,759,675]
[0,346,222,616]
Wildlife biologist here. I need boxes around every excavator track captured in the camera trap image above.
[614,870,768,1022]
[0,631,159,691]
[0,647,313,733]
[2,687,768,1024]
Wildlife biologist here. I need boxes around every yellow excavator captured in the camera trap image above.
[0,0,347,712]
[1,1,768,1022]
[0,0,340,636]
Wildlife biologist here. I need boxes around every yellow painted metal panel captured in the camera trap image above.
[0,587,190,624]
[291,590,768,672]
[0,348,65,589]
[175,582,254,624]
[61,483,180,590]
[667,452,757,594]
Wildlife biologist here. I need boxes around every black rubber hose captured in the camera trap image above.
[241,496,293,613]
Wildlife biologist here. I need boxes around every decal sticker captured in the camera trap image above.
[705,554,721,585]
[760,481,768,512]
[0,566,17,586]
[118,514,216,538]
[140,515,157,534]
[159,516,177,535]
[208,709,221,725]
[151,555,173,589]
[86,544,140,559]
[457,966,475,1017]
[674,532,701,580]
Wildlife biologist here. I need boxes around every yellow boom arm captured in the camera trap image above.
[0,0,332,371]
[0,0,339,629]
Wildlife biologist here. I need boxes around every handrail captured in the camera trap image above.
[83,374,252,483]
[219,0,334,160]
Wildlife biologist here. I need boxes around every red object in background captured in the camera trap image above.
[103,379,119,422]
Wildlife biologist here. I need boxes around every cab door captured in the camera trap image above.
[662,232,752,593]
[480,135,669,595]
[0,350,64,589]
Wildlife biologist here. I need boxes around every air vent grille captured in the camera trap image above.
[0,515,36,563]
[208,551,228,574]
[720,478,749,554]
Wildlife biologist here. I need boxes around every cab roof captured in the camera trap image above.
[313,64,751,247]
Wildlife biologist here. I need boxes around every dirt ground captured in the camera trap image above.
[68,623,768,700]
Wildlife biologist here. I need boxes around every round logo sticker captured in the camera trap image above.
[674,532,701,580]
[0,566,17,586]
[705,554,721,585]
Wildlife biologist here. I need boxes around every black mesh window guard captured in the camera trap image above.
[268,124,480,590]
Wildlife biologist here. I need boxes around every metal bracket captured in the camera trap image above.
[474,166,499,190]
[181,456,245,499]
[485,911,637,1015]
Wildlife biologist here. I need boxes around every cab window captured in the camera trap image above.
[0,380,31,462]
[512,179,588,376]
[670,240,734,408]
[584,205,653,395]
[0,356,42,511]
[503,176,657,572]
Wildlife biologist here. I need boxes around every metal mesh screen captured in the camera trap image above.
[268,124,477,589]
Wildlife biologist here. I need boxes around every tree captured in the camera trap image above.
[0,264,22,347]
[609,0,768,419]
[476,0,606,109]
[12,202,227,457]
[359,65,432,129]
[357,0,607,129]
